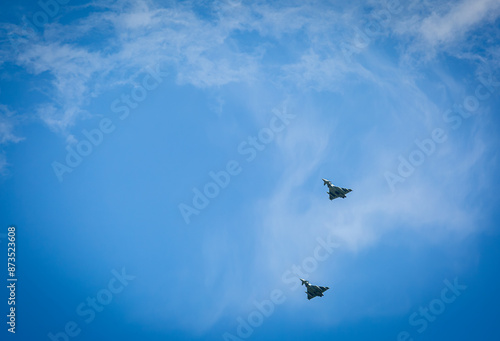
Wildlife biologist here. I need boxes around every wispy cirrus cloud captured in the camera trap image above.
[418,0,500,47]
[3,0,264,133]
[0,104,23,174]
[0,105,22,144]
[384,0,500,63]
[0,0,379,136]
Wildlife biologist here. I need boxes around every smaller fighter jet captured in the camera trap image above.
[300,279,330,300]
[322,178,352,200]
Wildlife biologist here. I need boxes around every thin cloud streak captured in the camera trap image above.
[419,0,500,47]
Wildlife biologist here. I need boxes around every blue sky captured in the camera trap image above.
[1,0,500,340]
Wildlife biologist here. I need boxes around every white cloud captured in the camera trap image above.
[0,153,7,175]
[384,0,500,64]
[0,105,23,145]
[1,0,376,136]
[0,105,23,174]
[3,0,266,133]
[419,0,500,47]
[1,0,498,139]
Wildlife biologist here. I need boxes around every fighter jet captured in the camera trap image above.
[300,279,330,300]
[322,178,352,200]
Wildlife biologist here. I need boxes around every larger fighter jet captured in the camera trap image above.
[322,178,352,200]
[300,279,330,300]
